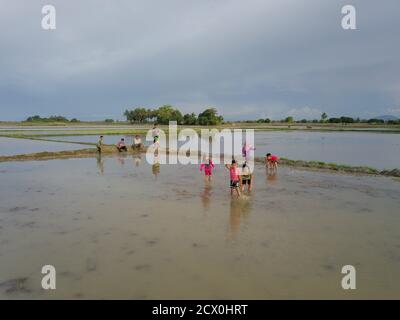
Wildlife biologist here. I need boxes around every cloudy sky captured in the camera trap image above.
[0,0,399,121]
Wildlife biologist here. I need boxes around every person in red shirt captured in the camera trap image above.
[265,153,279,171]
[200,157,215,182]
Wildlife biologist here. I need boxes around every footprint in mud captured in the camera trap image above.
[357,207,373,214]
[134,264,151,271]
[140,214,149,218]
[384,250,400,263]
[59,271,82,281]
[8,206,28,213]
[19,221,36,228]
[192,242,207,248]
[0,277,32,294]
[260,240,270,248]
[145,239,159,247]
[86,258,97,272]
[321,264,335,272]
[29,208,40,212]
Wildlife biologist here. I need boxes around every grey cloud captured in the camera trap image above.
[0,0,399,120]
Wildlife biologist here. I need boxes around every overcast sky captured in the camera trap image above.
[0,0,399,121]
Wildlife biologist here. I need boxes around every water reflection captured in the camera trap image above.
[200,183,212,211]
[229,196,252,239]
[152,156,160,179]
[117,154,127,167]
[134,155,142,167]
[96,154,104,175]
[266,168,278,185]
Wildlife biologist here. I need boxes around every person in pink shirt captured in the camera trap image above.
[265,153,279,171]
[116,138,128,152]
[200,157,215,182]
[225,159,241,197]
[242,142,255,159]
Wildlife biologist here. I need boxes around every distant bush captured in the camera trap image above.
[25,115,72,122]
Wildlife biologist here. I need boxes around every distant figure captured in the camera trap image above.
[133,135,143,150]
[200,157,215,182]
[265,153,279,171]
[97,135,104,153]
[242,142,255,159]
[116,138,128,152]
[152,123,160,144]
[225,160,241,197]
[241,162,253,192]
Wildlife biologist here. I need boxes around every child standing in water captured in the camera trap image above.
[242,142,255,159]
[97,136,104,153]
[241,162,253,192]
[265,153,279,171]
[152,123,160,144]
[200,157,215,182]
[226,160,241,197]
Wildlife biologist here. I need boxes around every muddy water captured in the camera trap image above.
[0,137,87,157]
[0,157,399,299]
[44,131,400,170]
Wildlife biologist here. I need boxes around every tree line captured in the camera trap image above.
[25,115,80,123]
[249,113,399,125]
[124,105,224,125]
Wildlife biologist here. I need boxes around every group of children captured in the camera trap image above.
[96,135,144,153]
[97,133,279,198]
[200,149,279,198]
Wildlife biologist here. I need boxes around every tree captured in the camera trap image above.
[340,116,354,123]
[328,117,341,123]
[26,115,42,122]
[49,116,69,122]
[283,116,294,123]
[124,108,150,123]
[104,119,114,123]
[155,105,183,125]
[321,112,328,122]
[198,108,223,126]
[264,118,271,123]
[183,113,197,125]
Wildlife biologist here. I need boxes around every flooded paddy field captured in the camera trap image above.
[0,137,87,157]
[43,130,400,170]
[0,157,399,299]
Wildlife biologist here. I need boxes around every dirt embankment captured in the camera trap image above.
[0,145,143,162]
